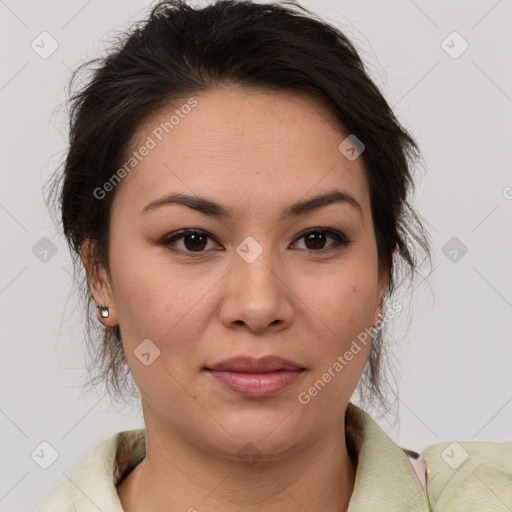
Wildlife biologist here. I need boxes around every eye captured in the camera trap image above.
[161,229,220,254]
[291,228,351,252]
[160,228,351,255]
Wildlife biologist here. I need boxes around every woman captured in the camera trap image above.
[40,1,511,510]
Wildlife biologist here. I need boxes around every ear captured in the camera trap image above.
[373,264,390,326]
[80,239,119,327]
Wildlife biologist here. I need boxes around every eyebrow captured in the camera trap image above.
[141,189,363,220]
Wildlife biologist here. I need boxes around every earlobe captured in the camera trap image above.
[378,264,391,301]
[373,306,384,328]
[80,239,119,326]
[374,265,390,327]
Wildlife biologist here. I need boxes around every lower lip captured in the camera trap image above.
[207,370,303,398]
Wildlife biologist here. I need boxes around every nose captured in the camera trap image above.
[218,241,294,333]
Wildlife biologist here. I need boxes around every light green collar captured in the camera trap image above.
[422,437,512,509]
[345,402,430,511]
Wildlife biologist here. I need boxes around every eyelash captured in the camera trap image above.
[159,228,352,256]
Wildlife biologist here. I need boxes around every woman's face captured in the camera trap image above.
[84,84,388,459]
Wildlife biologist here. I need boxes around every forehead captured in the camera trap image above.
[112,85,370,217]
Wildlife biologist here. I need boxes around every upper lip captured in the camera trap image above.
[206,356,304,373]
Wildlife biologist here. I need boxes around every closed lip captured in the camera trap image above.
[205,355,305,373]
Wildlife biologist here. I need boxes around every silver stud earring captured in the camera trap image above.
[373,310,384,328]
[97,305,110,318]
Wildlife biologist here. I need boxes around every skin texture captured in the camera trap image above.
[82,84,389,511]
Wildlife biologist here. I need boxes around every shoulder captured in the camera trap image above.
[422,439,512,509]
[37,429,145,512]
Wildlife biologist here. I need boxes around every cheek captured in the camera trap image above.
[298,263,377,389]
[292,273,375,426]
[303,262,378,338]
[109,244,215,363]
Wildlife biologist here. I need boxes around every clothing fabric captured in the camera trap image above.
[37,402,512,511]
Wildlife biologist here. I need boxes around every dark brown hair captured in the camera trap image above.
[46,0,432,412]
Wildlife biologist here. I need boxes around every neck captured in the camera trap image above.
[118,414,357,512]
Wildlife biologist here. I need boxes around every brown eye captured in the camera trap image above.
[182,232,208,251]
[160,227,351,257]
[304,231,327,250]
[292,228,351,252]
[161,229,219,254]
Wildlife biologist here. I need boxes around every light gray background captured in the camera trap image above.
[0,0,511,510]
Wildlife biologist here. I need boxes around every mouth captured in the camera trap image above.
[204,355,306,398]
